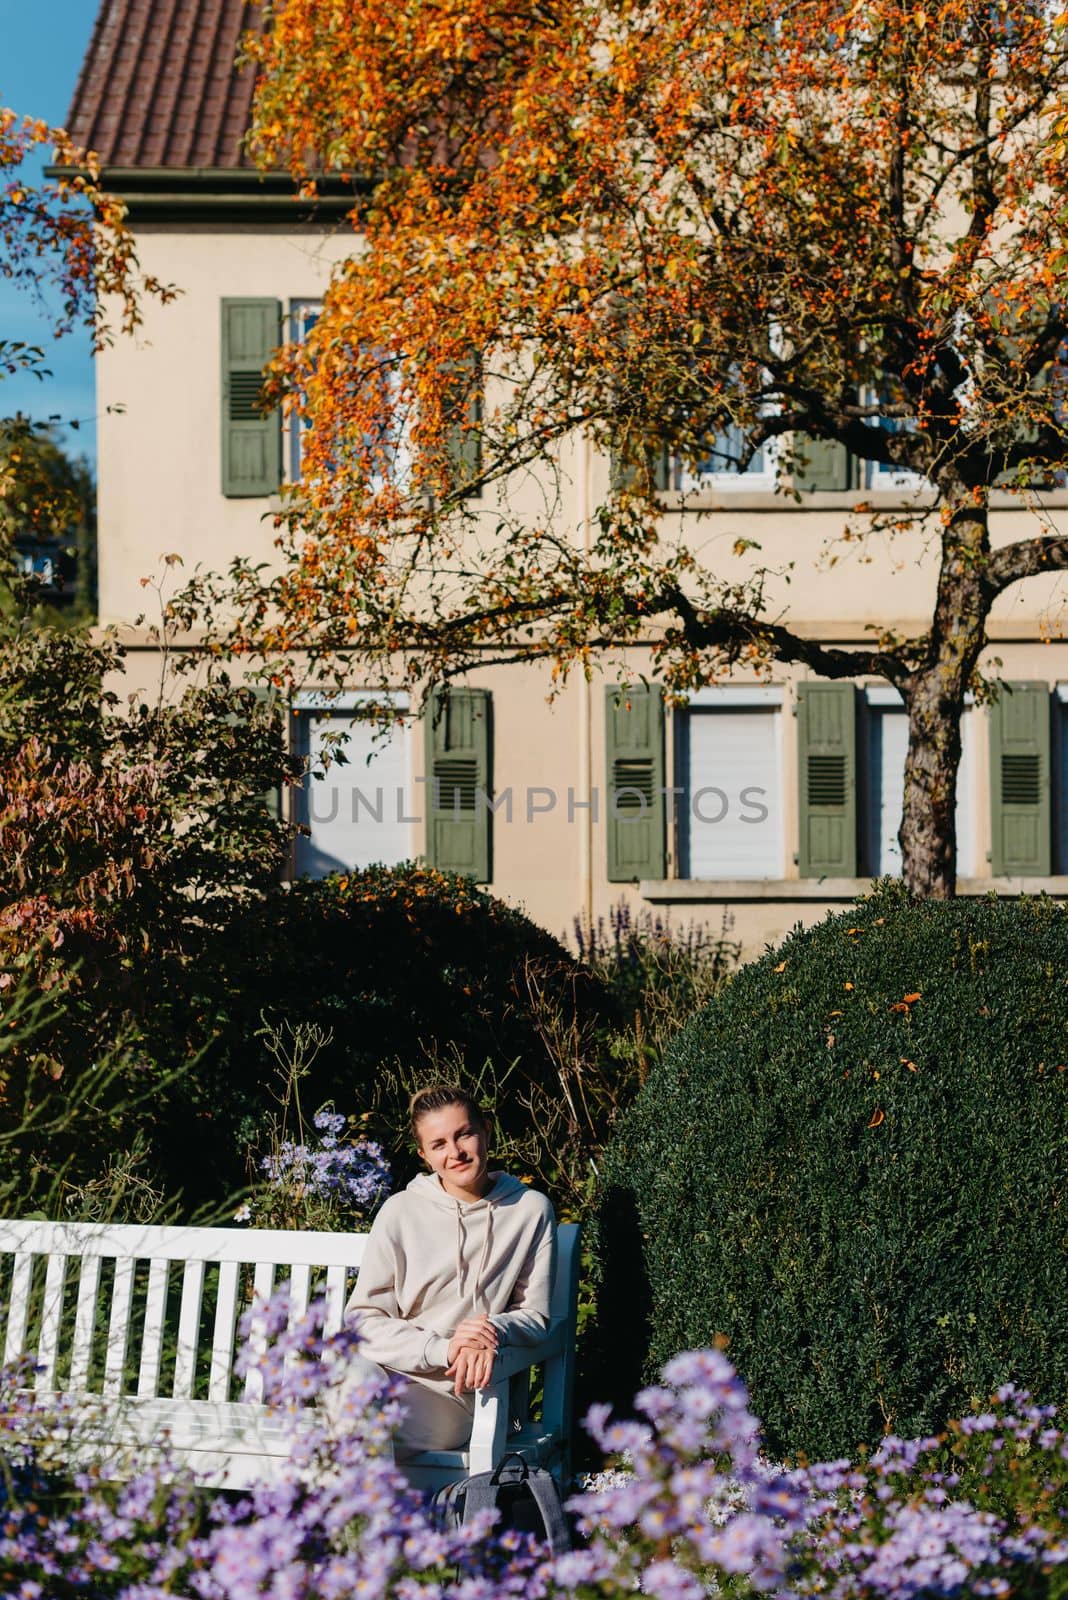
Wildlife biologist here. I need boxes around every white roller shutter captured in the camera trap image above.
[294,692,413,876]
[679,704,782,878]
[866,699,974,876]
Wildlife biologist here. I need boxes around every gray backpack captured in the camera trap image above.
[429,1452,571,1553]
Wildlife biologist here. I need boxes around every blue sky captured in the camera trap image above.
[1,1,101,458]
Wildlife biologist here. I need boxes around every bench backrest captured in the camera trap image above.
[0,1218,579,1411]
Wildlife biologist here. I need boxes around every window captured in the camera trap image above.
[860,383,927,491]
[287,301,476,493]
[860,688,976,875]
[293,691,413,875]
[287,299,321,483]
[660,426,777,493]
[675,688,783,878]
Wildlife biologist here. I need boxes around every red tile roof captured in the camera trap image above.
[67,0,262,170]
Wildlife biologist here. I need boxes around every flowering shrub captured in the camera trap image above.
[2,1289,1067,1600]
[258,1108,392,1225]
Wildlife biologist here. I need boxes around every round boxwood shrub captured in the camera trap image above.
[596,887,1068,1462]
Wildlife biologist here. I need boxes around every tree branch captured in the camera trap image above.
[656,585,912,683]
[983,533,1068,596]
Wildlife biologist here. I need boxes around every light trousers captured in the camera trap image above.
[326,1354,475,1459]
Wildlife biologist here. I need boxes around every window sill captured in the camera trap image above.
[640,876,1068,902]
[655,489,1068,514]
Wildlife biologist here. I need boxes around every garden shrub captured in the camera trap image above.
[0,608,300,1215]
[192,864,616,1204]
[596,885,1068,1461]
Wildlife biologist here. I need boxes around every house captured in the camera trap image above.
[66,0,1068,954]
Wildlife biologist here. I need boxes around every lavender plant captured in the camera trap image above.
[0,1294,1066,1600]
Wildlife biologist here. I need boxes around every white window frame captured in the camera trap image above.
[292,689,414,875]
[675,686,784,879]
[861,686,975,875]
[286,300,412,491]
[860,386,927,491]
[665,422,779,493]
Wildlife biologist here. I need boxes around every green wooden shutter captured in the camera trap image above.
[425,688,491,881]
[989,681,1051,875]
[606,685,666,881]
[221,298,282,497]
[444,356,483,490]
[794,436,852,492]
[797,682,857,876]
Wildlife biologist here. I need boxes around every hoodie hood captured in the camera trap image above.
[404,1170,527,1210]
[403,1171,528,1311]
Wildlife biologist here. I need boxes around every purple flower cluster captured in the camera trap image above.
[1,1298,1067,1600]
[261,1109,392,1214]
[786,1385,1068,1600]
[558,1346,810,1597]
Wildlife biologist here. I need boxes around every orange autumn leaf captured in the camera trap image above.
[867,1109,886,1128]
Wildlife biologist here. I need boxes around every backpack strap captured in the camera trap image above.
[525,1468,571,1555]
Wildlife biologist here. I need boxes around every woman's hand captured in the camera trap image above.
[445,1344,496,1396]
[446,1316,499,1366]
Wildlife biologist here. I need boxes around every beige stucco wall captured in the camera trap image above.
[96,223,1068,958]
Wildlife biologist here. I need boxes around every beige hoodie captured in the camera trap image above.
[346,1171,556,1398]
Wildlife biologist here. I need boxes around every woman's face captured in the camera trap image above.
[416,1104,492,1201]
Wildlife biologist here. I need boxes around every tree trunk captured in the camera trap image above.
[898,487,992,898]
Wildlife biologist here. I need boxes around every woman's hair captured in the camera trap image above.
[409,1083,487,1140]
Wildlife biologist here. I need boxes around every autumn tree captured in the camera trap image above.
[1,109,168,374]
[1,106,172,607]
[243,0,1068,896]
[0,419,96,617]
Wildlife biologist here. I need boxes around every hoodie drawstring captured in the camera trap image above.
[454,1199,494,1314]
[473,1204,493,1314]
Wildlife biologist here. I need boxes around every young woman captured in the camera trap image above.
[340,1084,557,1457]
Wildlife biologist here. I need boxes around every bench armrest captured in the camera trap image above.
[465,1321,568,1473]
[489,1322,565,1381]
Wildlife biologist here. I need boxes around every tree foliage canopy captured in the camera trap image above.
[1,109,173,373]
[239,0,1068,893]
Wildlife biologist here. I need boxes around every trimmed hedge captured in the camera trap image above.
[596,887,1068,1461]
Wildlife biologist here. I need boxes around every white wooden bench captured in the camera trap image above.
[0,1218,580,1491]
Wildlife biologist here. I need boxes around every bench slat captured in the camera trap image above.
[69,1255,102,1390]
[243,1260,276,1403]
[285,1263,312,1378]
[0,1220,367,1269]
[324,1263,347,1336]
[104,1258,135,1398]
[209,1260,239,1403]
[34,1253,67,1393]
[3,1252,33,1365]
[173,1258,205,1401]
[137,1259,170,1398]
